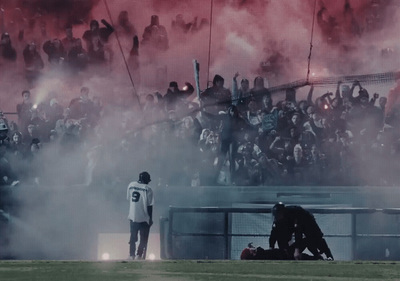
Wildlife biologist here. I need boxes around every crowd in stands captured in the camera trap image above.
[1,74,400,188]
[0,6,400,190]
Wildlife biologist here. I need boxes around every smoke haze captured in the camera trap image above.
[1,0,400,260]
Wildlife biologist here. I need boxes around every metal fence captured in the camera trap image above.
[160,207,400,260]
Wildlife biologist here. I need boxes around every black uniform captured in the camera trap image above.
[270,205,333,260]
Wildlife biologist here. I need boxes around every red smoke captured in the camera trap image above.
[0,0,399,116]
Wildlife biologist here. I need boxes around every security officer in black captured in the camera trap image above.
[269,202,334,260]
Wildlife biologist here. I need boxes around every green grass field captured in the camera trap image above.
[1,260,400,281]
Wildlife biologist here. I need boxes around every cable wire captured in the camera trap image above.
[306,0,318,84]
[103,0,142,109]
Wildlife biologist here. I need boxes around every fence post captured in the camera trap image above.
[224,211,229,259]
[168,207,174,259]
[351,213,357,260]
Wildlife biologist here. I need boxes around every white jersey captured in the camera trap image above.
[127,181,154,223]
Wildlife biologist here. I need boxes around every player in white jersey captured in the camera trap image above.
[127,171,154,260]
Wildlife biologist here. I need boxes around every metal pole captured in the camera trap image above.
[103,0,142,110]
[352,213,357,260]
[159,217,168,259]
[206,0,214,89]
[224,211,229,259]
[168,207,174,259]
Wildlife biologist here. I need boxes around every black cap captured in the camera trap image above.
[139,171,151,184]
[272,202,285,218]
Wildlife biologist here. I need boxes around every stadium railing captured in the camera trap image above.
[160,207,400,260]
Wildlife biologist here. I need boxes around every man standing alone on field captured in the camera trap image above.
[127,171,154,260]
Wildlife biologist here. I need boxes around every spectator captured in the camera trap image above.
[306,144,326,185]
[237,132,262,159]
[171,14,194,34]
[198,128,211,150]
[0,32,17,61]
[0,120,9,144]
[258,153,283,185]
[201,74,232,115]
[67,38,89,71]
[0,139,18,186]
[69,86,94,120]
[203,105,253,184]
[316,5,340,45]
[47,98,64,129]
[232,72,250,113]
[179,116,202,144]
[9,131,26,158]
[297,100,309,121]
[55,108,70,137]
[23,124,39,145]
[61,24,78,54]
[235,141,262,186]
[285,88,297,105]
[16,90,33,134]
[347,88,381,141]
[377,96,387,126]
[23,42,44,83]
[43,38,65,66]
[59,119,82,152]
[7,121,19,138]
[244,100,262,128]
[259,108,279,137]
[116,10,137,37]
[34,109,53,143]
[261,94,273,113]
[249,76,270,110]
[198,130,221,185]
[163,81,195,112]
[82,19,114,63]
[128,35,140,71]
[141,15,169,51]
[269,135,294,168]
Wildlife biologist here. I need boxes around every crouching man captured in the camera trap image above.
[269,203,334,260]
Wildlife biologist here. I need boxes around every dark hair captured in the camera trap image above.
[139,171,151,184]
[12,131,22,138]
[31,138,41,145]
[359,88,369,99]
[90,20,99,28]
[22,90,31,97]
[1,32,10,40]
[169,81,178,88]
[253,76,264,87]
[212,74,224,85]
[151,15,159,26]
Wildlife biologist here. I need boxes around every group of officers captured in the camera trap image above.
[241,203,334,261]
